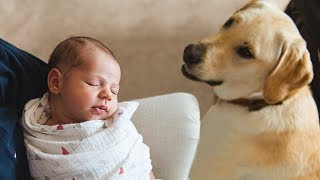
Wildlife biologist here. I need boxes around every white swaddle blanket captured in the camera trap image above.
[22,93,152,180]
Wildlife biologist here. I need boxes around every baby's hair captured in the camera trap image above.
[48,36,116,72]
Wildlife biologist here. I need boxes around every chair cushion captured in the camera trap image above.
[132,93,200,180]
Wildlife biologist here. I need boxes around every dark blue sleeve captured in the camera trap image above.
[0,38,48,179]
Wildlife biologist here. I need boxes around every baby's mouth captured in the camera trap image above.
[93,105,108,112]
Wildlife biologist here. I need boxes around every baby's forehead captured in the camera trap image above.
[78,50,118,67]
[76,49,120,73]
[79,41,115,58]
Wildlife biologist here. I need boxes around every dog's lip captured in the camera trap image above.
[181,64,223,86]
[181,64,200,81]
[205,80,223,86]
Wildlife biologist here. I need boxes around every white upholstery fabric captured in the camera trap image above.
[131,92,200,180]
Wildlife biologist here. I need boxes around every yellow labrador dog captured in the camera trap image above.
[182,0,320,179]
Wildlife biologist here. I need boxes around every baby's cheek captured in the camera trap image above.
[74,93,92,108]
[109,102,119,115]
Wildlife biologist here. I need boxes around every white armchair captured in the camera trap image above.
[131,92,200,180]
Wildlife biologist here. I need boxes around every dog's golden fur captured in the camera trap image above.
[182,0,320,179]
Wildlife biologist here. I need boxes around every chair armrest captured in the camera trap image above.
[131,92,200,180]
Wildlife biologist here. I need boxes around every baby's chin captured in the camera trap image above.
[89,112,117,121]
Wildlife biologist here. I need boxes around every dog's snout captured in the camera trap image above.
[183,43,206,65]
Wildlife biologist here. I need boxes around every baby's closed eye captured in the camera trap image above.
[111,85,120,95]
[85,81,100,87]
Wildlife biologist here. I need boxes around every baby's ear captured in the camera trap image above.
[263,40,313,104]
[47,68,63,94]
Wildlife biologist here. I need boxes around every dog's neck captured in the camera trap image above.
[226,92,282,111]
[228,98,272,111]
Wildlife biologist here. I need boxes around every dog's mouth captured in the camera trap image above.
[181,64,223,86]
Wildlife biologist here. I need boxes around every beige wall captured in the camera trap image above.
[0,0,290,116]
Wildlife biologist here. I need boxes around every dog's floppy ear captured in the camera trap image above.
[263,40,313,104]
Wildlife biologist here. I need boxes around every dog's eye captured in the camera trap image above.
[223,18,235,28]
[236,46,254,59]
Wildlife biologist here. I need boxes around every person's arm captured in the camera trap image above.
[0,38,48,179]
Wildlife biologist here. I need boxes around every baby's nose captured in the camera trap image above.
[99,89,112,100]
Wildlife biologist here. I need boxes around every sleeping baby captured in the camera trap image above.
[21,36,156,180]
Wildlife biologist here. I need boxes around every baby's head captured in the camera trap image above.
[47,36,121,125]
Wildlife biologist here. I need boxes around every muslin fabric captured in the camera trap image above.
[22,93,152,180]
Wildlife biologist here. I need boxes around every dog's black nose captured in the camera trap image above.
[183,43,206,65]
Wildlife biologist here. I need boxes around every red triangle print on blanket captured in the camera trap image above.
[57,124,64,130]
[119,167,124,175]
[61,147,69,155]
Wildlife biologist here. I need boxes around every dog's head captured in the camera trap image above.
[182,0,313,104]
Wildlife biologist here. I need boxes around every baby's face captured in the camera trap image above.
[58,50,121,123]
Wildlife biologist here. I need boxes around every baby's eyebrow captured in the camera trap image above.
[111,84,120,88]
[90,75,119,84]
